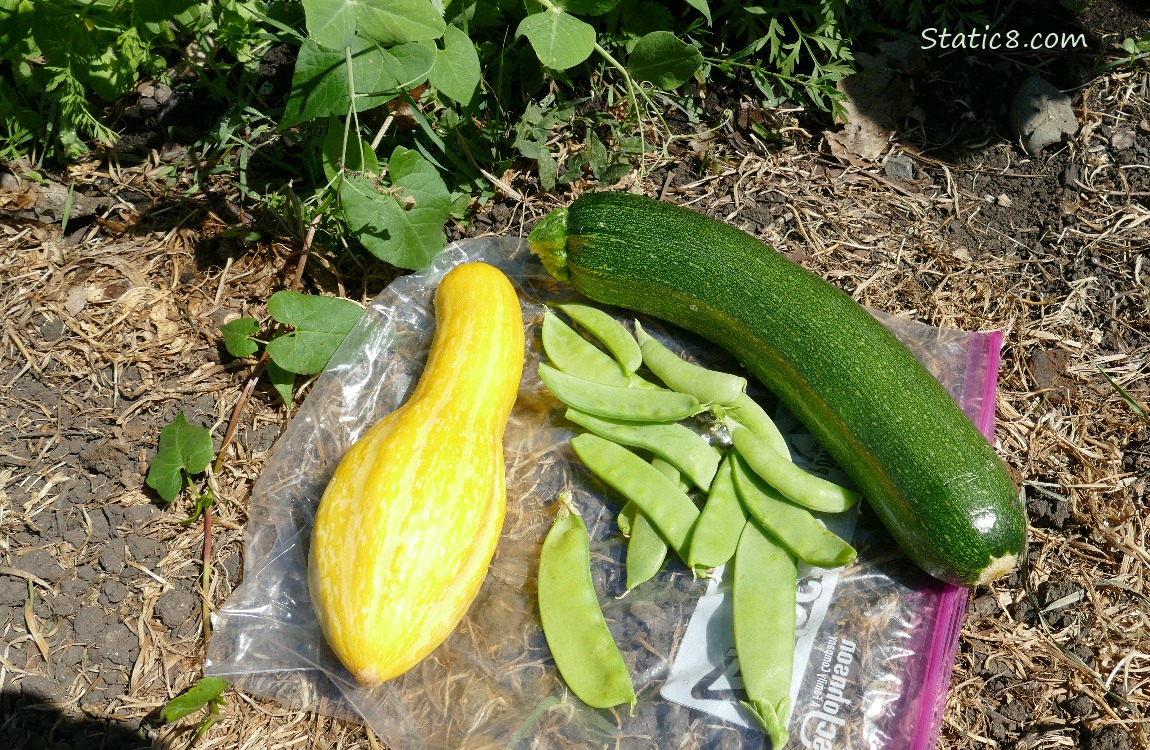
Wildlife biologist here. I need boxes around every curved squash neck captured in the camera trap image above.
[407,269,521,420]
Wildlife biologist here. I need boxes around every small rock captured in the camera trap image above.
[1011,75,1078,153]
[884,152,915,180]
[50,592,78,617]
[996,194,1013,208]
[155,589,197,628]
[19,674,62,702]
[0,577,27,607]
[1086,725,1133,750]
[73,607,108,641]
[102,580,130,604]
[126,533,160,564]
[100,625,139,667]
[1061,693,1094,718]
[970,594,998,618]
[99,538,127,573]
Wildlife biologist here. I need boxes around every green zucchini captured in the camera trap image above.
[528,191,1024,587]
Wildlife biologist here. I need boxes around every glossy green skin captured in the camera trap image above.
[529,191,1025,586]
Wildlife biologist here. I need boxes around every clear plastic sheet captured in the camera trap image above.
[206,237,1004,749]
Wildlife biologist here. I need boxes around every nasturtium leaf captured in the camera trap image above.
[302,0,357,49]
[322,118,380,182]
[266,291,364,375]
[161,676,229,723]
[266,358,296,406]
[146,414,214,504]
[685,0,711,24]
[356,0,446,45]
[282,37,400,127]
[220,317,260,358]
[429,24,481,105]
[516,10,596,70]
[557,0,621,16]
[627,31,702,89]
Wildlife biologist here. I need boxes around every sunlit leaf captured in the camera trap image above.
[266,292,364,374]
[220,317,260,358]
[146,414,214,503]
[516,10,595,70]
[161,676,229,723]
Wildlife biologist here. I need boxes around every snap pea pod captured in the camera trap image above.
[557,303,642,374]
[634,320,746,405]
[731,426,860,513]
[720,392,791,460]
[618,459,687,538]
[542,310,631,386]
[538,495,636,709]
[733,520,796,747]
[565,408,721,491]
[730,453,856,569]
[539,363,703,423]
[686,455,747,571]
[570,433,700,555]
[624,458,678,590]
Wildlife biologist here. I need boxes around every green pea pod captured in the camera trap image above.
[565,408,721,491]
[625,458,679,590]
[721,392,791,460]
[557,303,643,374]
[543,310,631,386]
[571,433,700,555]
[687,455,747,571]
[731,453,856,569]
[634,320,747,405]
[539,363,703,423]
[733,520,795,747]
[538,496,636,709]
[731,426,860,513]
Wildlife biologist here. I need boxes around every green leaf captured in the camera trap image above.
[161,677,229,723]
[265,291,364,374]
[557,0,621,15]
[267,358,296,406]
[381,42,437,91]
[627,31,702,89]
[516,10,596,70]
[282,37,405,127]
[356,0,446,45]
[302,0,357,49]
[685,0,711,24]
[429,24,481,105]
[221,317,260,358]
[322,118,380,182]
[339,146,451,270]
[146,414,214,504]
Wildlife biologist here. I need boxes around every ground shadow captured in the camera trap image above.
[1,687,162,749]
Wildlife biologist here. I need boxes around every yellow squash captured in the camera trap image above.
[308,262,525,687]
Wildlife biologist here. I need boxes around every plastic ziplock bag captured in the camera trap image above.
[207,237,1005,750]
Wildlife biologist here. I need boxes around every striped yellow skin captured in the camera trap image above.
[308,262,525,688]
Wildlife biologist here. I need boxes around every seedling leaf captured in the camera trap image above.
[161,676,229,723]
[146,414,214,504]
[430,24,482,105]
[628,31,702,89]
[266,291,364,374]
[516,11,596,71]
[221,317,260,358]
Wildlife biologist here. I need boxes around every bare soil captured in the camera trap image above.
[2,3,1148,749]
